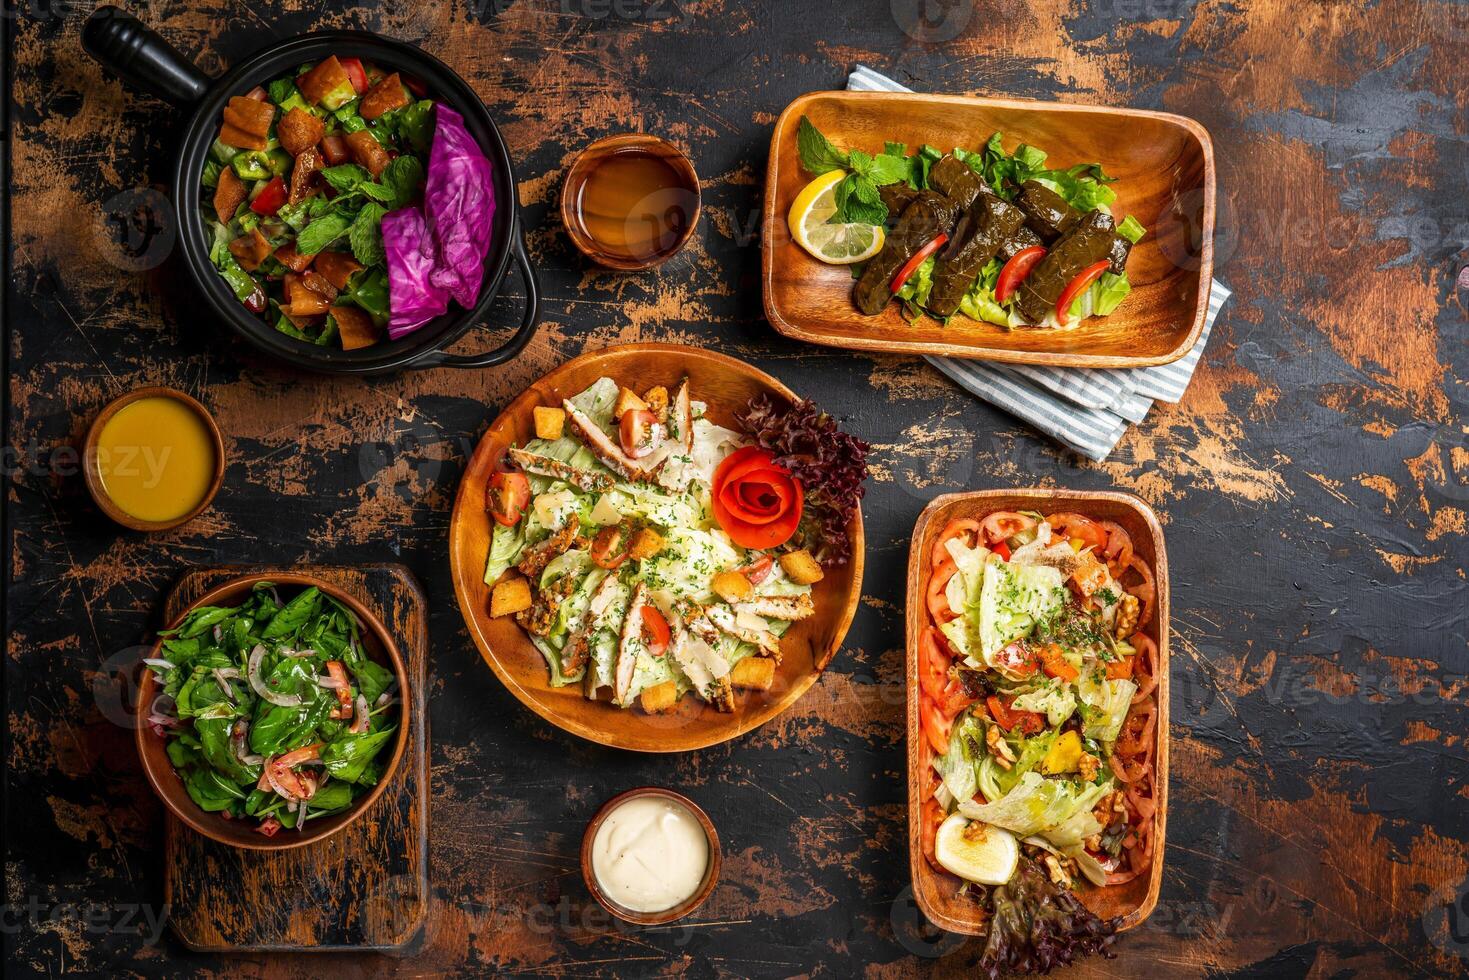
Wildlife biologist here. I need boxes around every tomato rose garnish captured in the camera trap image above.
[710,446,804,550]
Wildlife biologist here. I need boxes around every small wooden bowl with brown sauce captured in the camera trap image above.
[561,134,701,270]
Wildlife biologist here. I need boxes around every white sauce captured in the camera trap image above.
[591,796,709,913]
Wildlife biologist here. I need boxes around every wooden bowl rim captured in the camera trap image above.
[560,133,702,271]
[904,488,1169,934]
[82,386,226,532]
[134,572,412,851]
[761,89,1216,368]
[580,786,722,925]
[447,341,865,752]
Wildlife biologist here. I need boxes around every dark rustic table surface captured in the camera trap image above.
[5,1,1467,977]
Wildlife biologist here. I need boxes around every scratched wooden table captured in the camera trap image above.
[5,2,1467,977]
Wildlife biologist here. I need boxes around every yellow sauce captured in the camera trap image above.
[95,397,216,523]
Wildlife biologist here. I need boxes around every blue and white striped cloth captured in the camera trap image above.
[848,65,1231,461]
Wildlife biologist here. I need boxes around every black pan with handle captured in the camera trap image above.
[82,6,541,374]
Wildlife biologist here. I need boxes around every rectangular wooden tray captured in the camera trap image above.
[162,564,430,953]
[762,90,1214,367]
[905,490,1169,934]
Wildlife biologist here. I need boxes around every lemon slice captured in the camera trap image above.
[787,171,885,264]
[934,813,1019,885]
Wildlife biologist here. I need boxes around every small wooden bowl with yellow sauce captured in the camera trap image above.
[82,387,225,532]
[581,787,722,926]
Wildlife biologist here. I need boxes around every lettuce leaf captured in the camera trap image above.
[958,770,1109,840]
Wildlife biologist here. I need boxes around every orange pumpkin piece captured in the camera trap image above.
[331,305,380,350]
[277,106,324,157]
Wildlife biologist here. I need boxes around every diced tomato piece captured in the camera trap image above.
[320,134,350,166]
[619,409,659,460]
[339,57,369,95]
[249,176,287,216]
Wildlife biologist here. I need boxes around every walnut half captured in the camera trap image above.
[1115,593,1140,639]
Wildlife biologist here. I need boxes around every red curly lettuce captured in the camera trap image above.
[735,394,869,567]
[977,855,1119,977]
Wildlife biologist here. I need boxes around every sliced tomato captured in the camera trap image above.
[980,511,1035,546]
[986,695,1044,735]
[591,524,630,569]
[740,556,775,584]
[994,245,1047,304]
[1050,512,1109,552]
[249,176,288,216]
[1055,259,1112,326]
[890,233,949,294]
[487,471,531,527]
[936,678,977,719]
[274,742,323,767]
[324,660,353,718]
[992,540,1012,561]
[256,816,283,837]
[993,641,1036,677]
[340,57,369,95]
[921,696,951,755]
[919,627,951,702]
[921,799,945,868]
[619,408,659,459]
[640,605,671,657]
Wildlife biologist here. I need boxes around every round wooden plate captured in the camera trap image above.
[448,343,864,752]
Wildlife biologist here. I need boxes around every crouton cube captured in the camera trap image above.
[778,549,824,585]
[613,387,648,419]
[643,385,669,422]
[730,657,776,691]
[627,527,665,561]
[533,406,566,441]
[711,570,754,603]
[638,680,678,714]
[490,575,533,617]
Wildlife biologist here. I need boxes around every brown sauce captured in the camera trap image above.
[571,149,696,264]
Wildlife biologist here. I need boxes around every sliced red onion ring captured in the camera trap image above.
[142,657,174,670]
[150,693,177,717]
[317,675,345,690]
[147,713,181,728]
[281,647,317,658]
[248,645,303,707]
[213,668,238,703]
[212,625,223,643]
[350,695,370,733]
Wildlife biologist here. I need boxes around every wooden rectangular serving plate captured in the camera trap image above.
[762,91,1214,367]
[905,490,1169,935]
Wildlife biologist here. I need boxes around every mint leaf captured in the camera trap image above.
[868,152,910,186]
[378,156,424,209]
[847,148,874,178]
[831,173,888,225]
[884,141,908,157]
[358,182,396,203]
[348,203,387,266]
[320,164,369,194]
[296,212,353,255]
[796,116,848,175]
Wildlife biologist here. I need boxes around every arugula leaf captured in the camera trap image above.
[348,203,388,266]
[296,212,354,256]
[796,116,849,175]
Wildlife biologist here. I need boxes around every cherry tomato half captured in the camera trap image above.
[591,524,630,569]
[640,605,671,658]
[487,471,531,527]
[619,408,659,459]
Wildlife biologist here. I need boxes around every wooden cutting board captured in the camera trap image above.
[161,564,430,953]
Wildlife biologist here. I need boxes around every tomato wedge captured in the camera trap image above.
[993,642,1036,677]
[994,245,1047,303]
[249,176,287,216]
[1055,260,1112,326]
[619,409,659,459]
[591,524,630,569]
[740,556,775,585]
[986,695,1044,735]
[640,605,671,658]
[487,471,530,527]
[340,57,369,95]
[890,233,949,294]
[921,696,951,755]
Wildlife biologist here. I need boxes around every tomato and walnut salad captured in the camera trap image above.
[481,377,868,717]
[202,56,496,350]
[916,510,1160,976]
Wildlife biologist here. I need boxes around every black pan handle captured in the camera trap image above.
[82,5,211,109]
[413,220,543,371]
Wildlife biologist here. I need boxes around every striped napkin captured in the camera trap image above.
[847,65,1231,461]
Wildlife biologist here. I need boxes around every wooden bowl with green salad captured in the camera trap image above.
[135,573,409,850]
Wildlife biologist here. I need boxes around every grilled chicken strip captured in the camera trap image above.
[671,378,694,453]
[515,572,578,637]
[732,594,815,622]
[560,573,620,677]
[563,401,664,483]
[516,515,582,580]
[613,582,650,706]
[508,448,613,493]
[705,604,783,661]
